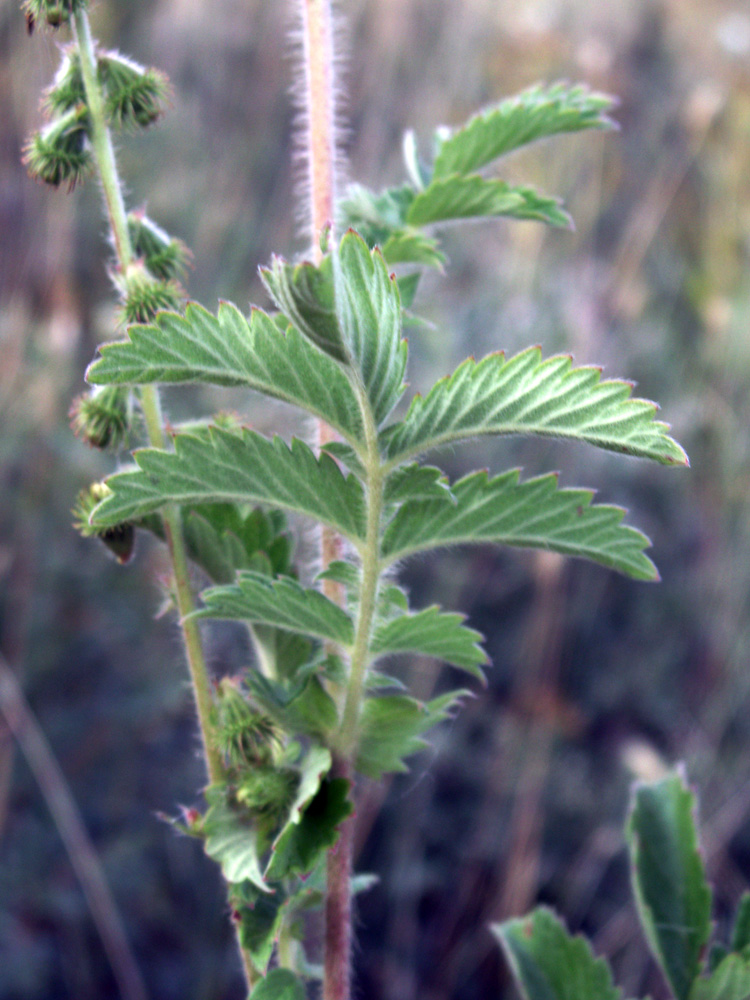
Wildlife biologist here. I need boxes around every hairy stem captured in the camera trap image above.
[299,0,337,263]
[72,6,254,985]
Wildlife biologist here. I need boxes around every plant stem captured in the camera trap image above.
[72,4,221,786]
[297,3,359,997]
[299,0,337,264]
[72,7,255,987]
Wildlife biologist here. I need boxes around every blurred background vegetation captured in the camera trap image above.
[1,0,750,997]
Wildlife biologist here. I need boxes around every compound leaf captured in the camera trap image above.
[261,253,347,362]
[381,229,445,269]
[433,82,616,178]
[90,427,366,542]
[86,303,365,447]
[406,175,570,228]
[370,606,487,678]
[627,772,712,1000]
[380,347,688,468]
[383,463,454,505]
[493,907,621,1000]
[266,777,353,881]
[192,571,354,647]
[334,230,407,424]
[356,691,465,779]
[382,469,658,581]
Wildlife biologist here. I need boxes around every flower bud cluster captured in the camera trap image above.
[25,42,170,190]
[23,0,86,30]
[72,482,135,563]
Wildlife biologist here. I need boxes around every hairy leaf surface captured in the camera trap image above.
[86,303,365,446]
[493,907,621,1000]
[261,253,347,362]
[627,773,712,1000]
[334,230,407,423]
[193,571,354,647]
[433,82,615,178]
[370,606,487,678]
[382,470,658,580]
[90,427,366,542]
[356,691,464,779]
[381,229,445,269]
[406,175,570,228]
[380,347,688,467]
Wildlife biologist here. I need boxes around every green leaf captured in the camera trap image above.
[383,464,455,505]
[406,175,570,228]
[339,182,416,246]
[493,907,621,1000]
[334,230,407,424]
[381,229,445,269]
[627,772,712,1000]
[202,793,268,892]
[263,745,330,877]
[245,672,339,741]
[266,777,353,881]
[261,253,347,363]
[433,82,616,178]
[382,469,659,580]
[690,955,750,1000]
[733,894,750,953]
[249,969,306,1000]
[193,571,354,647]
[231,881,286,974]
[86,302,365,447]
[90,427,366,542]
[370,606,487,679]
[356,691,465,779]
[380,347,688,468]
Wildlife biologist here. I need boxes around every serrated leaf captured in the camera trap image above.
[261,253,348,363]
[334,230,407,424]
[90,427,366,542]
[321,440,366,478]
[245,672,339,741]
[493,907,622,1000]
[382,469,658,580]
[733,894,750,953]
[86,302,365,447]
[381,229,445,269]
[627,773,712,1000]
[202,795,268,892]
[690,955,750,1000]
[192,571,354,647]
[380,347,688,467]
[433,82,616,178]
[356,690,465,779]
[266,777,353,881]
[370,605,487,678]
[339,182,416,247]
[406,175,571,228]
[231,881,287,974]
[384,463,454,505]
[174,504,291,584]
[249,969,306,1000]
